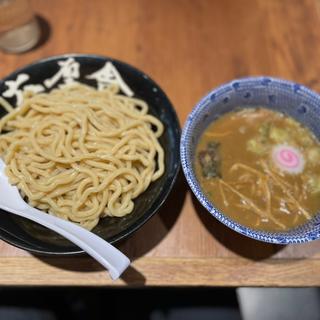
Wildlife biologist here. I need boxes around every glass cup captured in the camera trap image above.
[0,0,40,53]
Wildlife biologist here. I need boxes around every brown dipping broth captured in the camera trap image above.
[195,107,320,232]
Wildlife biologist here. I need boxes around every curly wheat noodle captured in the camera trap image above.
[0,83,165,230]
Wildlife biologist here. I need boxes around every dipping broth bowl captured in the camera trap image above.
[181,76,320,244]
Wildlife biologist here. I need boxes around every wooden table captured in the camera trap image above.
[1,0,320,286]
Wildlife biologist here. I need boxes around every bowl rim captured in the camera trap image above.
[180,75,320,244]
[0,53,181,255]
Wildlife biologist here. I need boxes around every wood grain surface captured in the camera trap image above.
[1,0,320,286]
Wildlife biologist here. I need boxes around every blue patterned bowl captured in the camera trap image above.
[181,76,320,244]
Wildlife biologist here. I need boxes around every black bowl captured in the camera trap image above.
[0,54,180,255]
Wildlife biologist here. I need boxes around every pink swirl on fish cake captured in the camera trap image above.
[272,145,305,174]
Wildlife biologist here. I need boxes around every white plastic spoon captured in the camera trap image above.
[0,159,130,280]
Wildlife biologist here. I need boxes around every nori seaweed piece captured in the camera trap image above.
[198,141,221,178]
